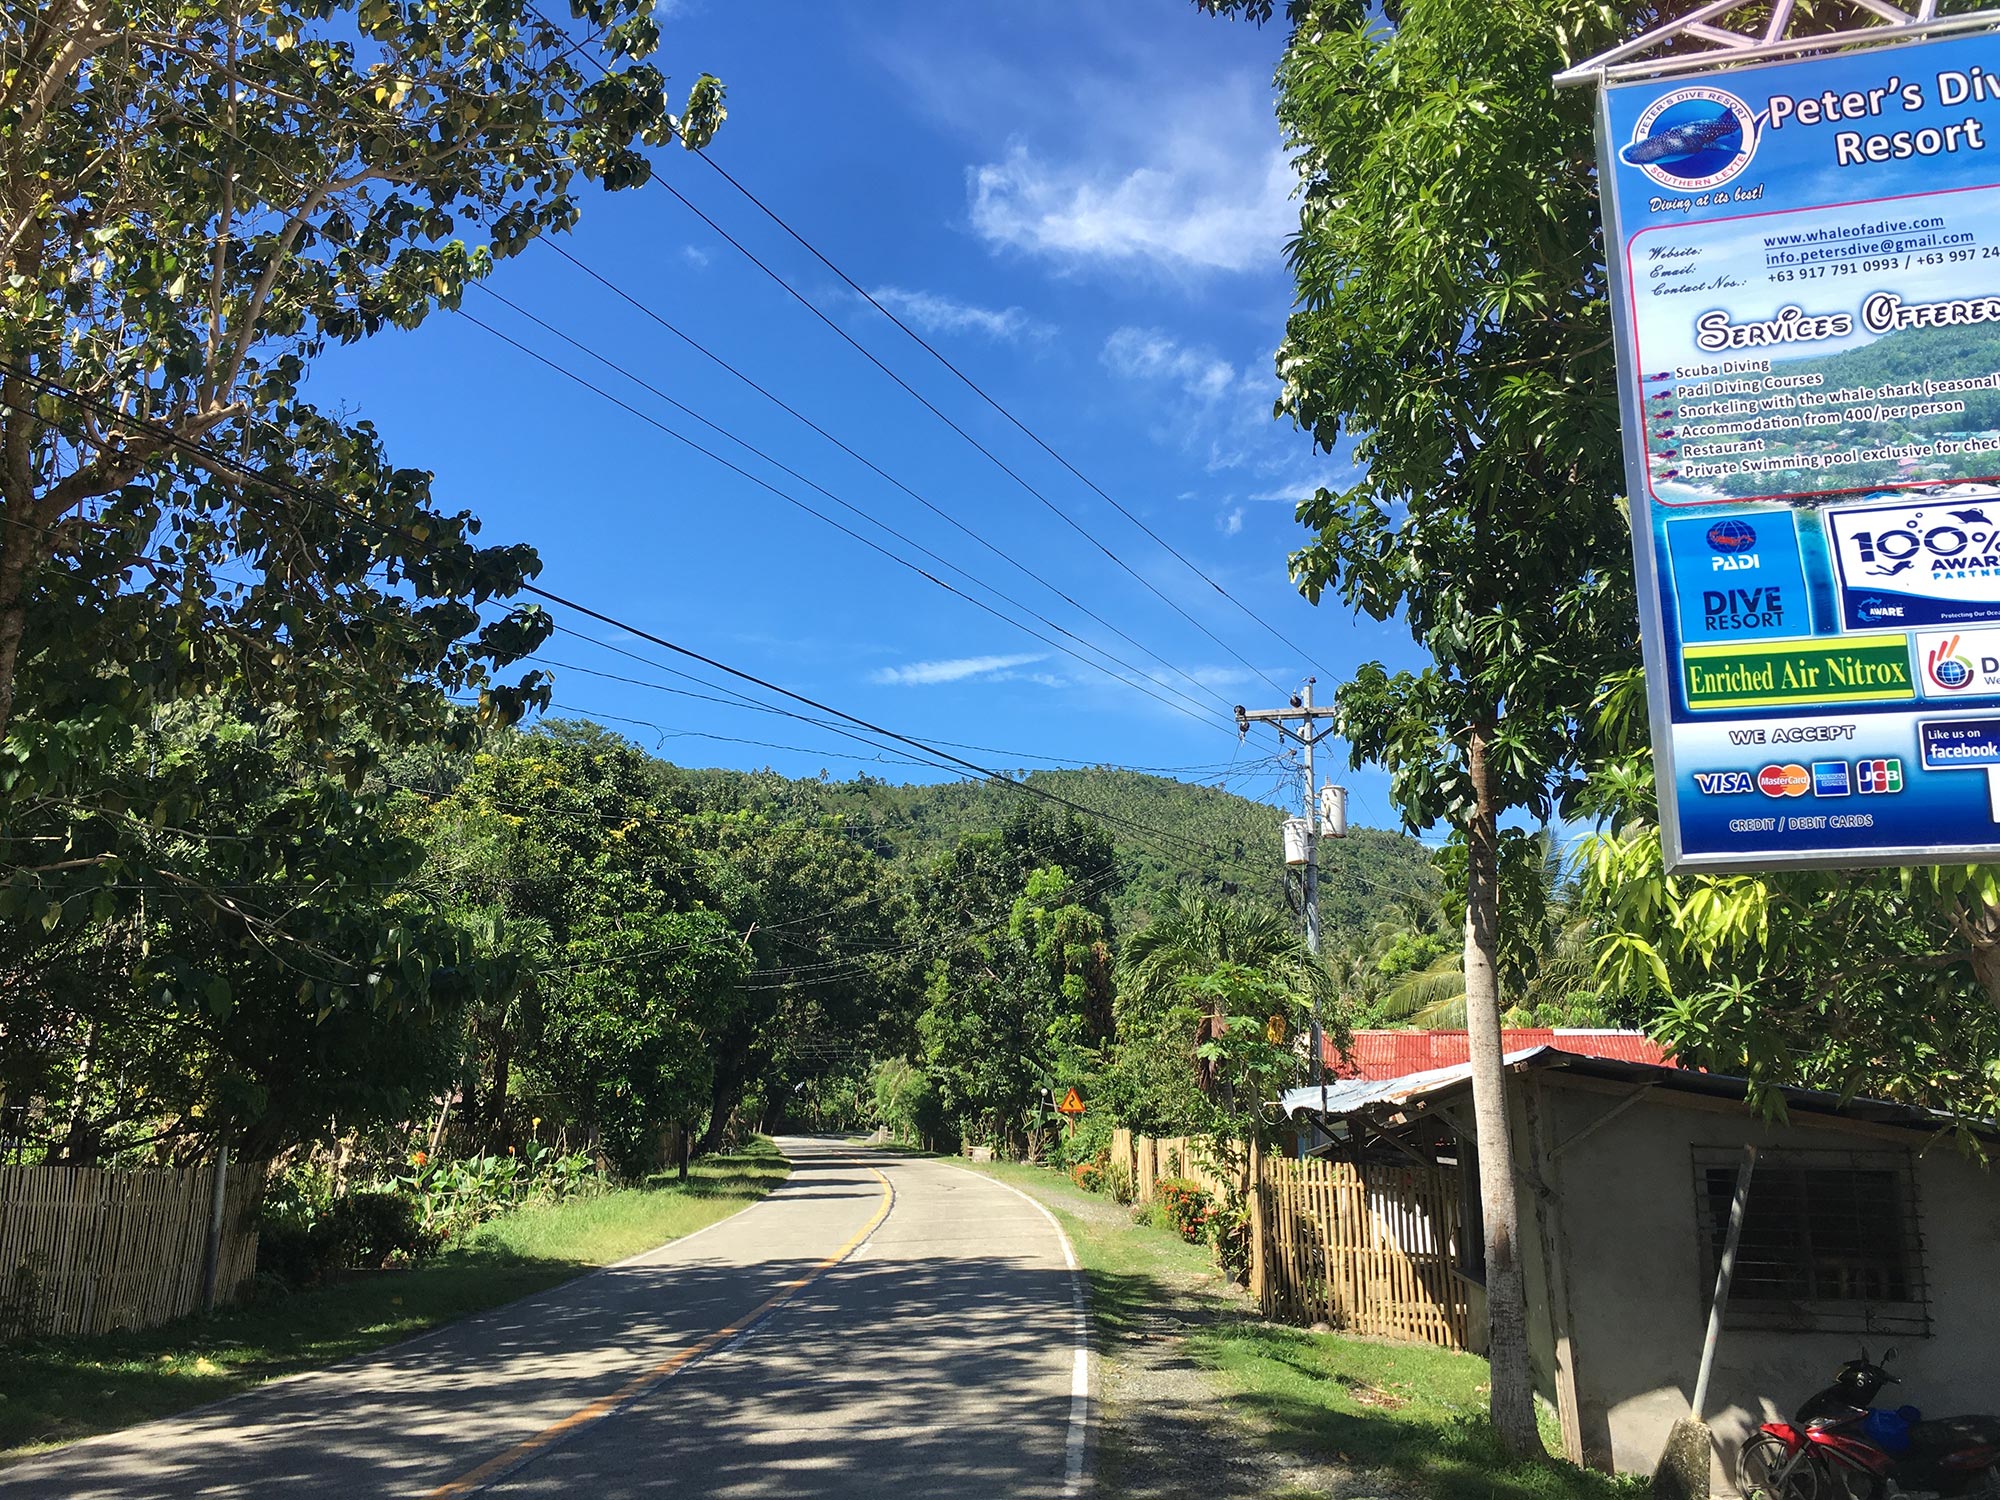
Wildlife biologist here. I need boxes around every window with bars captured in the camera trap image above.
[1693,1148,1929,1336]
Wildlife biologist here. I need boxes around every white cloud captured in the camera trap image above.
[869,285,1048,342]
[1246,463,1352,502]
[870,652,1047,687]
[1220,507,1244,536]
[1102,327,1235,401]
[967,134,1295,275]
[680,246,711,269]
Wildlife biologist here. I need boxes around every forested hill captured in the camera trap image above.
[657,760,1439,938]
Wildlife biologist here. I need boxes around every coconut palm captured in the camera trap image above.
[1119,888,1335,1016]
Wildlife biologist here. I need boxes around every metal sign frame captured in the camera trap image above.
[1570,4,2000,871]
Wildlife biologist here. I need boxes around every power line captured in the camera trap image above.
[538,240,1249,718]
[669,149,1336,687]
[450,304,1230,733]
[456,287,1232,723]
[5,364,1256,877]
[647,172,1292,698]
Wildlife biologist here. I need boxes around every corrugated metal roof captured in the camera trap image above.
[1280,1046,1996,1139]
[1324,1028,1671,1078]
[1281,1047,1545,1120]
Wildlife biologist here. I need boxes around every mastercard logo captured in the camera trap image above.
[1757,763,1811,798]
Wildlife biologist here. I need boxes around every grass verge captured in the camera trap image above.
[964,1158,1640,1500]
[0,1139,789,1463]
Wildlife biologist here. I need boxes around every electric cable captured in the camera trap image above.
[456,287,1232,723]
[451,304,1230,733]
[538,239,1246,715]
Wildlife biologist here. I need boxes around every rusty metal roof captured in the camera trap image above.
[1323,1028,1672,1079]
[1280,1046,1996,1140]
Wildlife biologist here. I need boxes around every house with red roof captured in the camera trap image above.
[1324,1027,1673,1079]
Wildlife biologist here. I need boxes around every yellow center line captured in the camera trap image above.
[426,1164,895,1499]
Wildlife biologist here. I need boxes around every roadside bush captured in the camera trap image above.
[1105,1161,1135,1205]
[401,1144,603,1241]
[1155,1177,1216,1245]
[255,1219,341,1288]
[1209,1194,1252,1284]
[1070,1160,1104,1193]
[324,1191,441,1269]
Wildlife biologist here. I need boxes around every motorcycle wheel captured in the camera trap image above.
[1741,1433,1831,1500]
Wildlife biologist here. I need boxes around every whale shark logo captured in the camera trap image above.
[1625,87,1760,192]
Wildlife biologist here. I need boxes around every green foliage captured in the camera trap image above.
[687,763,1436,943]
[870,1058,945,1147]
[0,0,730,757]
[1584,671,2000,1120]
[1270,0,1633,859]
[0,704,510,1163]
[1103,892,1321,1137]
[397,1145,604,1243]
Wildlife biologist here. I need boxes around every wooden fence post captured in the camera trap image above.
[1248,1134,1269,1311]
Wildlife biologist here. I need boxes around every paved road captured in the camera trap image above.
[1,1139,1088,1500]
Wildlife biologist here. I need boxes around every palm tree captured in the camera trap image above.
[1367,829,1603,1030]
[1119,889,1335,1017]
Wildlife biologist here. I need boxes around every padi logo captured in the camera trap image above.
[1623,86,1760,192]
[1692,770,1754,795]
[1706,518,1760,572]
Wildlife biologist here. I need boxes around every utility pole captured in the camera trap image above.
[1236,679,1346,1095]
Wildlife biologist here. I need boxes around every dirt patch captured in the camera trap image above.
[1082,1236,1411,1499]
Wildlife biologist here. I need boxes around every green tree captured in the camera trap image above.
[697,810,907,1153]
[1220,0,1632,1453]
[1587,673,2000,1123]
[1,0,726,788]
[907,810,1119,1150]
[1104,888,1329,1135]
[0,701,511,1162]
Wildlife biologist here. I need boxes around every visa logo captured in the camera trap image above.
[1693,770,1754,795]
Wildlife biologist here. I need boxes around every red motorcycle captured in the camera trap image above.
[1741,1350,2000,1500]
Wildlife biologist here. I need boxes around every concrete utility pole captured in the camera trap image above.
[1236,679,1345,1091]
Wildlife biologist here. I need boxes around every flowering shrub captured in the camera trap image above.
[1154,1177,1216,1245]
[1070,1160,1104,1193]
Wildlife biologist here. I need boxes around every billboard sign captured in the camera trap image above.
[1602,32,2000,869]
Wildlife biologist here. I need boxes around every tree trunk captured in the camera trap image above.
[1464,723,1547,1459]
[676,1120,691,1183]
[485,1029,513,1152]
[0,502,40,743]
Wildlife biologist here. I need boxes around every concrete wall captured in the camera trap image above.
[1533,1076,2000,1491]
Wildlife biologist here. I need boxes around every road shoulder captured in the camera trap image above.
[0,1142,789,1468]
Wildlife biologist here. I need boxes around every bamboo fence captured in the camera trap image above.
[0,1160,262,1340]
[1108,1127,1237,1203]
[1112,1127,1469,1351]
[1261,1155,1468,1350]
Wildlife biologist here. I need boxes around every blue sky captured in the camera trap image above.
[306,0,1424,830]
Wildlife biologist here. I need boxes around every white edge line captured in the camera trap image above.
[944,1161,1093,1497]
